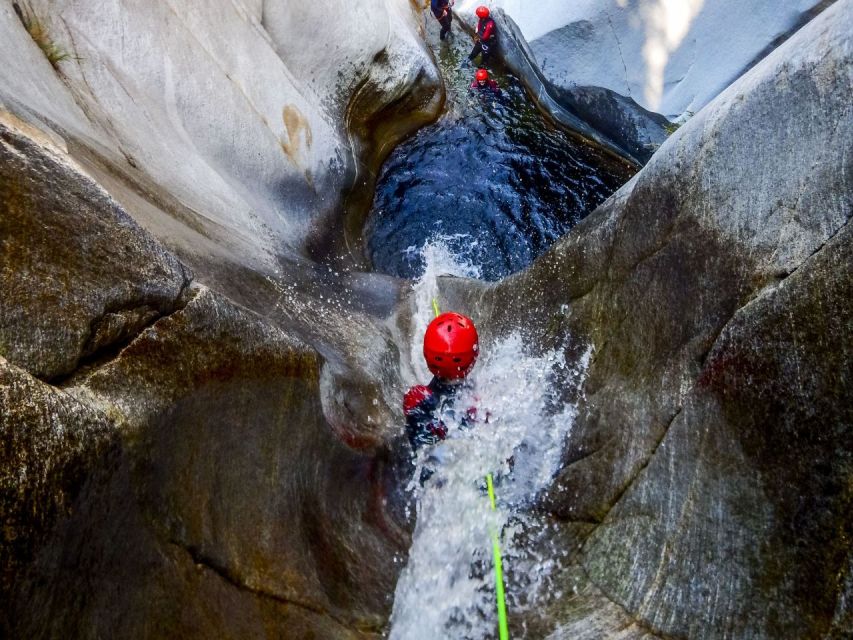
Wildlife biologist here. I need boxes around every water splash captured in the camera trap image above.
[389,246,591,640]
[408,238,482,385]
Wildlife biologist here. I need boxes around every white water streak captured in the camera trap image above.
[389,241,590,639]
[408,238,482,384]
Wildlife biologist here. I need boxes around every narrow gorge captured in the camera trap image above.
[1,1,850,639]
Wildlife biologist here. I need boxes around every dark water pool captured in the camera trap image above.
[365,25,634,281]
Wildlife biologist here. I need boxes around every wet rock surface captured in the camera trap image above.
[0,29,409,635]
[1,1,851,639]
[436,3,851,637]
[9,285,402,639]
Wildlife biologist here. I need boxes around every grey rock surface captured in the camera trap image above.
[0,0,441,271]
[5,281,406,638]
[514,0,832,119]
[0,356,116,629]
[550,84,671,164]
[0,113,191,380]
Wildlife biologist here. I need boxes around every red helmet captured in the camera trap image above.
[476,6,490,19]
[423,312,479,380]
[476,68,489,82]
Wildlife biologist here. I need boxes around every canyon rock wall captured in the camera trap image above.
[458,0,832,118]
[0,0,441,271]
[456,0,834,163]
[1,1,435,636]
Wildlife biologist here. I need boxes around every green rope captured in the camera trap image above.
[486,474,510,640]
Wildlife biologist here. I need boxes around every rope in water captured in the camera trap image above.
[486,473,510,640]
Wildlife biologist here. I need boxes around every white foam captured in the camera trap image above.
[390,243,591,639]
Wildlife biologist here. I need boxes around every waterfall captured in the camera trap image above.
[389,241,591,639]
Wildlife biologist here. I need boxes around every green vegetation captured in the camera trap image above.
[664,111,695,136]
[13,2,76,69]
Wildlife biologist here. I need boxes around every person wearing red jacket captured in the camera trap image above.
[470,68,499,92]
[468,6,497,64]
[404,312,480,452]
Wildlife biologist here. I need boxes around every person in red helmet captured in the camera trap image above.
[468,5,497,65]
[470,68,499,92]
[404,312,480,452]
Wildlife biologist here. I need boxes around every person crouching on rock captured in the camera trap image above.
[431,0,454,40]
[404,312,480,453]
[471,68,499,93]
[468,6,497,65]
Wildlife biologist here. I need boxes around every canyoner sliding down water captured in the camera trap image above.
[388,244,593,639]
[403,299,510,638]
[1,0,849,637]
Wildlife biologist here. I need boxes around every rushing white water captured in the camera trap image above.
[407,237,482,385]
[389,241,590,639]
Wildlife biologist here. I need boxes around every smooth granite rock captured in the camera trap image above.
[0,0,441,270]
[0,112,191,380]
[458,0,833,119]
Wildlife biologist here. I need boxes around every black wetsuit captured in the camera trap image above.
[404,377,472,452]
[431,0,453,40]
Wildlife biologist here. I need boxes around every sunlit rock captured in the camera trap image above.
[0,0,441,271]
[458,0,831,119]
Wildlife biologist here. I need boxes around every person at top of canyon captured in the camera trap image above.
[404,312,481,452]
[468,6,497,64]
[470,68,499,92]
[430,0,454,40]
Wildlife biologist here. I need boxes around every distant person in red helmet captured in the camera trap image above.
[404,312,480,452]
[470,68,499,92]
[430,0,455,41]
[468,6,497,65]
